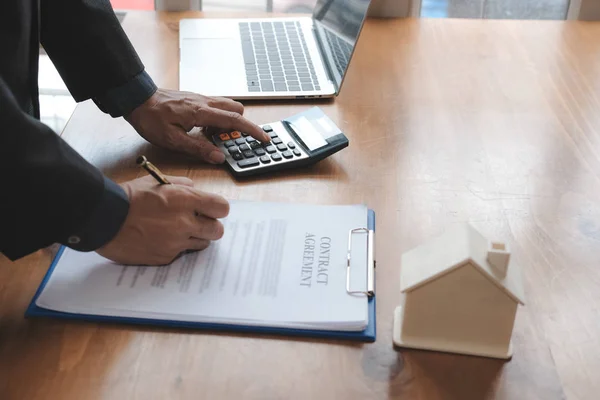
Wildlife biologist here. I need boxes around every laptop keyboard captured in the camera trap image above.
[240,21,320,92]
[324,29,353,77]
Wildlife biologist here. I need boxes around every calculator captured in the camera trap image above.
[211,107,349,177]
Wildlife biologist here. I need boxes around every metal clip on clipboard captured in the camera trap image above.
[346,227,376,297]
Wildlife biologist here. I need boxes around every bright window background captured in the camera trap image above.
[421,0,570,19]
[110,0,153,9]
[108,0,317,12]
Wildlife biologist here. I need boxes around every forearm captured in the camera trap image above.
[0,76,129,260]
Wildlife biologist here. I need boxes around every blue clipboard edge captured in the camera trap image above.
[25,209,376,343]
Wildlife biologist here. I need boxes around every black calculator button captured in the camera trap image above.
[246,137,256,143]
[242,132,249,137]
[242,149,255,158]
[262,125,273,132]
[277,144,287,152]
[235,138,246,145]
[250,141,262,149]
[293,149,301,157]
[228,147,240,155]
[238,158,259,168]
[287,142,296,149]
[254,148,266,156]
[239,144,250,151]
[260,156,271,164]
[224,140,235,148]
[269,132,278,139]
[282,150,293,159]
[232,152,243,161]
[271,153,282,161]
[265,145,277,154]
[272,137,283,145]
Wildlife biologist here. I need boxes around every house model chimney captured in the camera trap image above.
[487,241,510,278]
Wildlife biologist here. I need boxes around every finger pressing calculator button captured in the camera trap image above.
[287,142,296,149]
[265,145,277,154]
[277,144,287,152]
[262,125,273,132]
[250,141,262,149]
[272,137,283,145]
[282,150,293,159]
[293,149,301,157]
[254,148,266,156]
[260,155,271,164]
[235,138,246,145]
[271,153,282,161]
[230,131,242,139]
[224,140,235,148]
[238,158,260,168]
[242,149,255,158]
[239,144,250,151]
[219,133,231,141]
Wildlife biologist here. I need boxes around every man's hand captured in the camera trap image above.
[125,89,270,164]
[96,175,229,265]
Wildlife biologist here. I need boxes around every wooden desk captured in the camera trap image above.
[2,11,600,400]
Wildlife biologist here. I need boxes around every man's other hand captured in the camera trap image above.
[96,175,229,265]
[125,89,270,164]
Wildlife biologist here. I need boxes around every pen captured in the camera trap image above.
[136,155,171,185]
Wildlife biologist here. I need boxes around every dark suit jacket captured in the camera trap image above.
[0,0,158,260]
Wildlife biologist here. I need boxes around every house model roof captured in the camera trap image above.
[400,224,525,305]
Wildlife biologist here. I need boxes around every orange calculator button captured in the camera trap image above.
[230,131,242,139]
[219,133,231,141]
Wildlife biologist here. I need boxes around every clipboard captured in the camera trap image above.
[25,210,377,342]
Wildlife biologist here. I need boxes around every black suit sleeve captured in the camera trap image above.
[0,75,129,260]
[0,1,160,260]
[40,0,157,117]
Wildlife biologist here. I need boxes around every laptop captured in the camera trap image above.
[179,0,372,100]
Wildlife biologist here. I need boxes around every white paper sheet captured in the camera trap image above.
[36,201,371,331]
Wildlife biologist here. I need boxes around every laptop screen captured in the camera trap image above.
[312,0,371,89]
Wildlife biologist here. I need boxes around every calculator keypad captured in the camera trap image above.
[213,121,308,172]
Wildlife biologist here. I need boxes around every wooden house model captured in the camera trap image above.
[392,223,525,359]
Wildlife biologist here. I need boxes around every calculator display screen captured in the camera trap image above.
[285,110,342,152]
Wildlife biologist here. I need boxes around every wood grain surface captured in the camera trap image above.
[2,11,600,400]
